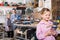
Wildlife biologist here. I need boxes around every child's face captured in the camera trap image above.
[41,11,50,21]
[7,14,10,19]
[12,10,16,14]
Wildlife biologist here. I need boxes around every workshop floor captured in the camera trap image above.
[0,35,60,40]
[0,38,13,40]
[0,37,60,40]
[56,34,60,40]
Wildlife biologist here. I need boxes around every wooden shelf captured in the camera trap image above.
[52,0,60,20]
[0,6,17,8]
[0,5,26,8]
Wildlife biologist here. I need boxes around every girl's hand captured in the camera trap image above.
[51,31,57,36]
[45,30,52,37]
[50,29,58,36]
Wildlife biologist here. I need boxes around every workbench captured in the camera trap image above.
[14,22,38,28]
[13,22,38,40]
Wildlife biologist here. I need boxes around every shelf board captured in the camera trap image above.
[0,6,16,8]
[0,5,26,8]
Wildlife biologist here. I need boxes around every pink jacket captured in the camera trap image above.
[36,21,55,40]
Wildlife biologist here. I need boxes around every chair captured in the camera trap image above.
[14,27,36,40]
[14,28,29,40]
[0,23,5,40]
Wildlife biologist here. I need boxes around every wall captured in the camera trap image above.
[0,7,15,23]
[5,0,23,4]
[5,0,34,4]
[0,0,34,23]
[39,0,51,10]
[44,0,51,10]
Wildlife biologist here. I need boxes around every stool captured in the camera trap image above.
[14,28,30,40]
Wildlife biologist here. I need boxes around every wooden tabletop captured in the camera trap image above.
[14,22,38,28]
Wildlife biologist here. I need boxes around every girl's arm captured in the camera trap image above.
[36,23,49,40]
[51,29,58,36]
[36,23,52,40]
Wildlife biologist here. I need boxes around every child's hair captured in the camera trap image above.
[40,8,50,14]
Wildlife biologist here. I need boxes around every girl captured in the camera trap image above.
[5,14,13,37]
[36,8,57,40]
